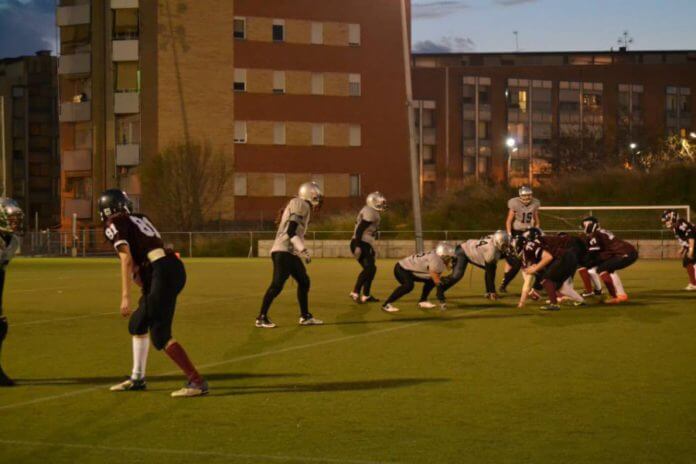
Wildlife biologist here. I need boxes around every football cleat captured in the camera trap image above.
[299,315,324,326]
[171,380,209,398]
[581,289,602,298]
[361,295,380,303]
[438,301,447,311]
[0,366,15,387]
[109,378,147,392]
[684,283,696,291]
[540,304,561,311]
[255,316,277,329]
[381,304,400,313]
[528,290,541,301]
[418,301,437,309]
[604,294,629,305]
[349,292,361,303]
[573,300,588,307]
[498,285,508,294]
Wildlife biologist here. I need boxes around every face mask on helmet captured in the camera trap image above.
[518,186,533,205]
[98,189,132,222]
[492,230,510,253]
[366,192,387,212]
[298,182,324,211]
[0,198,24,234]
[661,210,678,229]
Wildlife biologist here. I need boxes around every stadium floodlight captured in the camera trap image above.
[689,132,696,139]
[506,137,517,149]
[629,142,638,150]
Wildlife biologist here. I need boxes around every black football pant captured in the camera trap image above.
[385,264,434,305]
[260,252,311,318]
[542,250,579,288]
[420,247,470,302]
[0,266,12,385]
[350,240,377,296]
[595,250,639,274]
[128,255,186,350]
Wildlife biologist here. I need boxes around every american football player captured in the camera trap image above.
[100,189,207,397]
[661,210,696,290]
[381,242,456,313]
[500,186,541,293]
[257,182,324,328]
[349,192,386,304]
[0,198,22,386]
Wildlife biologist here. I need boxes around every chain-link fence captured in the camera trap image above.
[20,228,679,258]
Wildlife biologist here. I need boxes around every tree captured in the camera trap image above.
[141,140,230,230]
[636,135,695,171]
[547,129,612,173]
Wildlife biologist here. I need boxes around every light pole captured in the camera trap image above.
[0,96,5,197]
[506,137,518,184]
[629,142,638,166]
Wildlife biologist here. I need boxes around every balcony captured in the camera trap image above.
[112,40,139,61]
[114,92,139,114]
[116,144,140,166]
[58,53,90,75]
[111,0,139,8]
[64,198,92,219]
[60,101,91,122]
[62,149,91,171]
[57,4,90,26]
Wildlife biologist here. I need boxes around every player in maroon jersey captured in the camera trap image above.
[99,189,207,397]
[579,217,638,304]
[661,210,696,290]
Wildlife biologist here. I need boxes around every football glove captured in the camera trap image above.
[300,249,311,264]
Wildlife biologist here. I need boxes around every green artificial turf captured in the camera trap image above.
[0,258,695,463]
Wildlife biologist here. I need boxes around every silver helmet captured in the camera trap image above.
[435,241,456,260]
[491,230,511,253]
[298,182,324,208]
[518,186,533,205]
[0,197,24,234]
[366,191,387,212]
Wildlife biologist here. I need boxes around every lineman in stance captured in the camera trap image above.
[100,189,207,397]
[420,231,510,305]
[500,186,541,293]
[257,182,324,328]
[381,242,456,313]
[661,209,696,290]
[349,192,387,304]
[0,198,22,386]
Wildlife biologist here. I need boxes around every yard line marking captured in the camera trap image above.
[0,439,393,464]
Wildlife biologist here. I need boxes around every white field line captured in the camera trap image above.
[0,438,394,464]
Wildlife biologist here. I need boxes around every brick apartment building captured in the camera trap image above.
[412,51,696,191]
[0,51,60,228]
[57,0,412,227]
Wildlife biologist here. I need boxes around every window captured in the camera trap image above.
[113,8,139,39]
[114,62,139,92]
[233,68,246,92]
[348,24,361,46]
[272,20,285,42]
[311,174,325,192]
[234,17,246,39]
[311,22,323,44]
[273,174,286,197]
[312,124,324,146]
[234,173,247,196]
[12,87,24,98]
[311,73,324,95]
[116,115,140,145]
[234,121,247,143]
[273,71,285,94]
[421,109,434,127]
[349,74,361,96]
[273,122,286,145]
[422,145,435,164]
[349,125,361,147]
[349,174,361,197]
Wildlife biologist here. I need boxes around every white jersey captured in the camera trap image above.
[0,234,20,264]
[508,197,540,232]
[399,251,446,279]
[461,236,501,268]
[352,206,381,246]
[270,198,311,254]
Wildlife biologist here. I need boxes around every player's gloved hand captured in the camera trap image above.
[300,249,311,264]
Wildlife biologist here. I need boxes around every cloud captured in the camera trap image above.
[0,0,57,59]
[492,0,538,6]
[412,1,470,19]
[413,36,476,53]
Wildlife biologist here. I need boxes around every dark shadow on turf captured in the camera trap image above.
[321,311,543,327]
[212,377,450,397]
[13,372,305,386]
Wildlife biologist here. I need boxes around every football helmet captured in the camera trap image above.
[298,182,324,209]
[518,186,533,205]
[511,235,526,257]
[582,216,599,234]
[492,230,511,253]
[523,227,543,242]
[366,191,387,212]
[435,241,456,262]
[661,209,678,229]
[0,198,24,234]
[98,189,133,222]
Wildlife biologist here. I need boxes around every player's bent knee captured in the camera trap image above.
[150,329,172,351]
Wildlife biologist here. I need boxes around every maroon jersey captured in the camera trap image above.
[539,235,575,258]
[104,213,164,266]
[673,218,696,249]
[522,240,543,266]
[587,229,636,261]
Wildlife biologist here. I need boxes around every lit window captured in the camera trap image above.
[234,121,247,144]
[348,24,361,46]
[273,71,285,94]
[349,125,361,147]
[273,122,286,145]
[272,20,285,42]
[349,74,361,97]
[312,124,324,146]
[234,173,247,196]
[233,68,246,92]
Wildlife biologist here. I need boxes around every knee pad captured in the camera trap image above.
[0,317,7,342]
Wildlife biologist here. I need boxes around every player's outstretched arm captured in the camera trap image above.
[527,251,554,274]
[518,272,534,308]
[534,210,541,229]
[117,244,134,318]
[688,238,695,259]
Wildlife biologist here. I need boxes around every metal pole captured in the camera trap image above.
[188,232,193,258]
[401,0,424,253]
[249,231,253,258]
[72,213,77,257]
[82,228,86,257]
[0,96,6,196]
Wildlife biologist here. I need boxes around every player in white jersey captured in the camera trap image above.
[500,186,541,293]
[257,182,324,328]
[420,231,510,305]
[349,192,387,304]
[0,198,22,386]
[381,242,456,313]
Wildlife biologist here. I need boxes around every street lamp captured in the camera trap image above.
[629,142,638,166]
[506,137,518,183]
[689,132,696,139]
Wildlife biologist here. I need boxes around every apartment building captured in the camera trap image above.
[57,0,412,226]
[412,50,696,190]
[0,51,59,228]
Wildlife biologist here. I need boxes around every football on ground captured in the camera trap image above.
[0,258,695,463]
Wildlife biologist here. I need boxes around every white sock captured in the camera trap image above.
[560,278,584,303]
[588,268,602,291]
[131,336,149,380]
[611,273,626,296]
